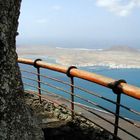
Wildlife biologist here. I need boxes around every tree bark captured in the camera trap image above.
[0,0,43,139]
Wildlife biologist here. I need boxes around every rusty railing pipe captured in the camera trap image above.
[18,58,140,100]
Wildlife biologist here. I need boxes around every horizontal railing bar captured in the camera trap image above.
[22,71,140,117]
[23,78,115,115]
[21,69,42,76]
[18,58,140,99]
[76,103,140,140]
[23,76,117,115]
[21,70,119,104]
[25,90,120,139]
[23,82,116,127]
[23,76,116,114]
[22,76,72,95]
[22,69,140,116]
[20,63,140,117]
[73,93,140,128]
[21,69,140,117]
[71,84,140,117]
[23,82,72,104]
[21,69,116,103]
[23,76,140,128]
[24,81,140,139]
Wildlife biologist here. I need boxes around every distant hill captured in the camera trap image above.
[104,46,139,53]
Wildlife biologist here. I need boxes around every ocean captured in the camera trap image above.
[19,62,140,121]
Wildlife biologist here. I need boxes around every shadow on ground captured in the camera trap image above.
[42,121,114,140]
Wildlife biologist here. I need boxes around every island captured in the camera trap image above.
[17,45,140,69]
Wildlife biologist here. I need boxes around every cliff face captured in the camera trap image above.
[0,1,43,139]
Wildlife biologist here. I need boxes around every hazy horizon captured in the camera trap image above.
[17,38,140,50]
[17,0,140,49]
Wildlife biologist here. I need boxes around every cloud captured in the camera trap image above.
[96,0,140,16]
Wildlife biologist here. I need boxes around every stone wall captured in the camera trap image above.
[24,92,120,140]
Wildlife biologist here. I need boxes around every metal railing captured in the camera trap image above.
[18,58,140,140]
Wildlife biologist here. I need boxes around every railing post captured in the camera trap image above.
[34,59,42,103]
[114,92,121,139]
[66,66,77,119]
[112,79,127,140]
[70,76,74,119]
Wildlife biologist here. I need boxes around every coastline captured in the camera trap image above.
[18,53,140,69]
[17,45,140,69]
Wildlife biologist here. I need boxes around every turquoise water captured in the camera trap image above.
[19,64,140,121]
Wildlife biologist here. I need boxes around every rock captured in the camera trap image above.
[54,108,61,118]
[59,113,68,120]
[24,92,115,140]
[65,116,72,121]
[80,117,87,123]
[39,111,53,119]
[44,102,55,111]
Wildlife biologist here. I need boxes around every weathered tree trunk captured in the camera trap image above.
[0,0,43,139]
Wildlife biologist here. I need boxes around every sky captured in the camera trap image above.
[17,0,140,48]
